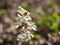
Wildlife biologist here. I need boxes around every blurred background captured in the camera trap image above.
[0,0,60,45]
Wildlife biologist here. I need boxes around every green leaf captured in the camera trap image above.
[12,15,17,21]
[52,13,59,20]
[34,33,41,39]
[52,22,59,33]
[0,9,7,16]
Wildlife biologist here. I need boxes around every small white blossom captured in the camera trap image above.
[15,25,20,29]
[17,31,34,41]
[18,6,30,15]
[27,25,37,31]
[26,21,37,31]
[16,14,23,22]
[23,16,32,21]
[26,21,35,26]
[31,25,37,31]
[17,10,25,16]
[17,14,22,18]
[18,6,26,12]
[17,6,30,16]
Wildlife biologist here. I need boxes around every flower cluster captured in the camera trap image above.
[15,6,37,41]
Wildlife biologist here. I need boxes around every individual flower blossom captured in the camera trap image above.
[17,31,34,41]
[25,21,37,31]
[16,14,24,22]
[15,24,20,29]
[27,25,37,31]
[20,21,37,31]
[15,14,32,27]
[23,15,32,21]
[18,6,26,12]
[17,6,30,16]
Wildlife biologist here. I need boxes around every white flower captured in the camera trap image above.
[26,21,35,26]
[18,6,26,12]
[21,26,27,32]
[16,6,37,41]
[15,25,20,29]
[25,21,37,31]
[17,31,34,41]
[16,14,23,22]
[23,16,32,21]
[17,33,32,41]
[17,14,22,18]
[27,25,37,31]
[17,10,25,16]
[16,14,32,24]
[16,15,24,25]
[30,34,34,38]
[17,34,25,41]
[31,25,37,31]
[17,6,30,16]
[26,31,31,34]
[18,6,30,15]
